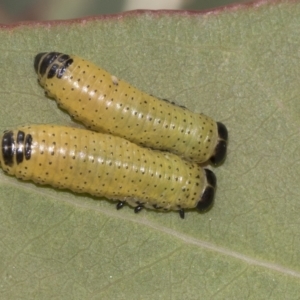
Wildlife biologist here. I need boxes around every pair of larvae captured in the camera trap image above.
[0,52,228,219]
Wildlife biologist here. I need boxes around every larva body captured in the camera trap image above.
[34,52,228,165]
[1,124,216,218]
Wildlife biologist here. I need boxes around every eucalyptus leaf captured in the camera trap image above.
[1,1,300,299]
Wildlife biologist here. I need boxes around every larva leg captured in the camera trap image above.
[116,201,125,210]
[179,209,185,219]
[134,205,144,213]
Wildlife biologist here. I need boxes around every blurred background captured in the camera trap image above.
[0,0,250,23]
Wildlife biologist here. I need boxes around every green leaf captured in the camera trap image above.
[1,1,300,298]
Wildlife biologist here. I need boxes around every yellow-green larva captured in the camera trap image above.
[34,52,228,165]
[0,124,217,218]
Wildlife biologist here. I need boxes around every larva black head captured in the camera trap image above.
[1,130,32,169]
[2,130,14,166]
[34,52,60,76]
[210,122,228,166]
[196,169,216,211]
[34,52,73,82]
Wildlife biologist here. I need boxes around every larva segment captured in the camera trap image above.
[34,52,228,165]
[1,124,216,218]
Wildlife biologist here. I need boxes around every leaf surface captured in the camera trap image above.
[0,1,300,298]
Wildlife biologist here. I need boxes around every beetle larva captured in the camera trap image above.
[34,52,228,165]
[1,124,216,218]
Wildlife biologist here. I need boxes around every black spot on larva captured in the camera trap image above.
[57,58,73,79]
[34,53,44,73]
[218,122,228,139]
[34,52,73,79]
[2,130,14,166]
[58,54,71,63]
[48,64,58,79]
[16,130,25,164]
[35,52,60,77]
[197,186,215,211]
[210,122,228,166]
[196,169,216,212]
[25,134,32,160]
[205,169,216,188]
